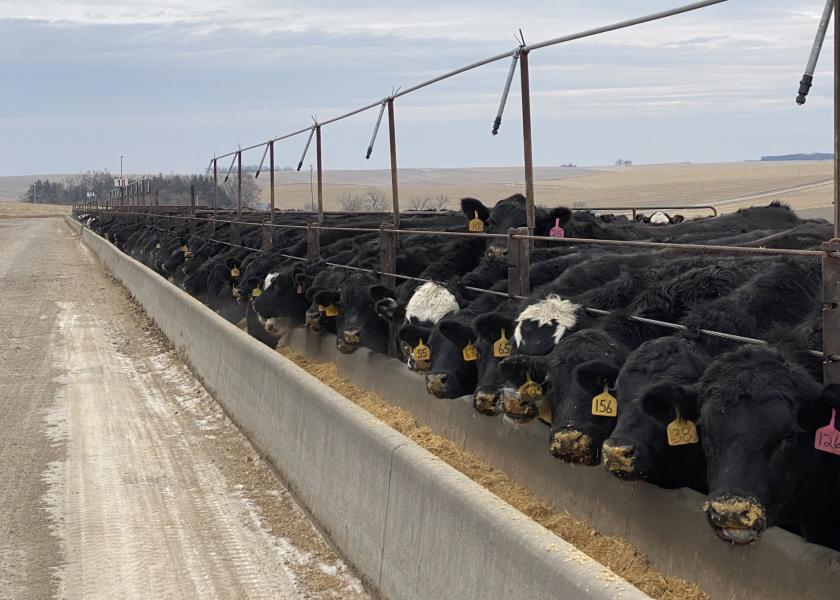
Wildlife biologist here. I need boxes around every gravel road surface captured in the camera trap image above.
[0,217,368,599]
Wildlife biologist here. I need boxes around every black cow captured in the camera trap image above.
[686,346,840,548]
[601,336,709,490]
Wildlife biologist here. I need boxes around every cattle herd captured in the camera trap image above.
[78,193,840,552]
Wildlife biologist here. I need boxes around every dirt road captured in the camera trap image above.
[0,218,368,599]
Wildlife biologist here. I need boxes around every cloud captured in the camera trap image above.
[0,0,834,174]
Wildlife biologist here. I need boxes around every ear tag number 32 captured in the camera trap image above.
[493,330,511,358]
[412,340,431,362]
[591,386,617,417]
[468,211,485,233]
[462,342,477,362]
[667,409,699,446]
[815,409,840,456]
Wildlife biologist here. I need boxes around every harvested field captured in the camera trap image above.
[0,202,69,218]
[276,346,708,600]
[256,161,832,217]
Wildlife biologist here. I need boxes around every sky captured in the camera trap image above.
[0,0,836,175]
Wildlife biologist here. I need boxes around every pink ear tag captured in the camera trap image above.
[814,410,840,456]
[549,218,565,238]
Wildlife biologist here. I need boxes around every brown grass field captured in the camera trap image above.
[1,161,833,219]
[0,202,70,218]
[254,161,833,218]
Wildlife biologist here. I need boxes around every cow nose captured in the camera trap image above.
[601,441,636,474]
[343,327,361,344]
[501,387,536,421]
[550,429,597,465]
[425,373,449,396]
[473,389,499,416]
[305,310,322,329]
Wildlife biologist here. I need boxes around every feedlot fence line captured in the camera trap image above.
[76,209,833,362]
[101,0,729,230]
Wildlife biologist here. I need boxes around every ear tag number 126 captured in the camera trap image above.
[591,386,617,417]
[815,409,840,456]
[549,218,565,239]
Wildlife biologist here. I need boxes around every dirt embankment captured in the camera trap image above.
[277,346,708,600]
[0,202,69,218]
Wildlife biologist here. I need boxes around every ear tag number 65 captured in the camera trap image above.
[493,330,511,358]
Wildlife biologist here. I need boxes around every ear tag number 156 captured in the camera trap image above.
[591,386,617,417]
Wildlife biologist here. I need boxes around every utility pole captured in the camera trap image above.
[309,164,314,211]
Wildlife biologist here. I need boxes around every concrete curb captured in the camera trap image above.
[65,215,649,600]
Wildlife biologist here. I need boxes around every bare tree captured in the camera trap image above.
[408,196,430,211]
[430,193,450,211]
[337,191,365,212]
[364,187,387,212]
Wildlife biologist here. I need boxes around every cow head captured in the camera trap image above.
[550,360,622,465]
[513,295,580,355]
[603,382,702,482]
[461,195,571,257]
[420,318,479,399]
[253,263,310,336]
[316,273,388,355]
[696,346,840,545]
[470,312,516,415]
[498,354,553,423]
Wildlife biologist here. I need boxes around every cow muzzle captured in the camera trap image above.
[305,310,323,331]
[601,442,637,477]
[704,496,767,545]
[473,389,500,416]
[337,328,361,354]
[500,387,537,422]
[425,373,449,397]
[486,245,508,258]
[550,429,597,465]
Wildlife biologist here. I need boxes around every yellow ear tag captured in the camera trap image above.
[180,244,188,252]
[462,342,477,362]
[318,305,327,313]
[155,243,161,249]
[667,409,699,446]
[493,329,511,358]
[468,210,485,233]
[230,267,240,278]
[412,339,431,362]
[325,304,339,317]
[591,385,617,417]
[251,286,262,298]
[518,375,542,401]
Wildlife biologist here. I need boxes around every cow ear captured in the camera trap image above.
[374,297,405,323]
[640,382,699,422]
[398,323,431,347]
[545,206,572,228]
[807,383,840,430]
[574,360,621,395]
[672,214,685,224]
[312,290,340,307]
[437,319,475,348]
[473,311,514,341]
[461,197,491,223]
[295,273,313,288]
[369,284,396,303]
